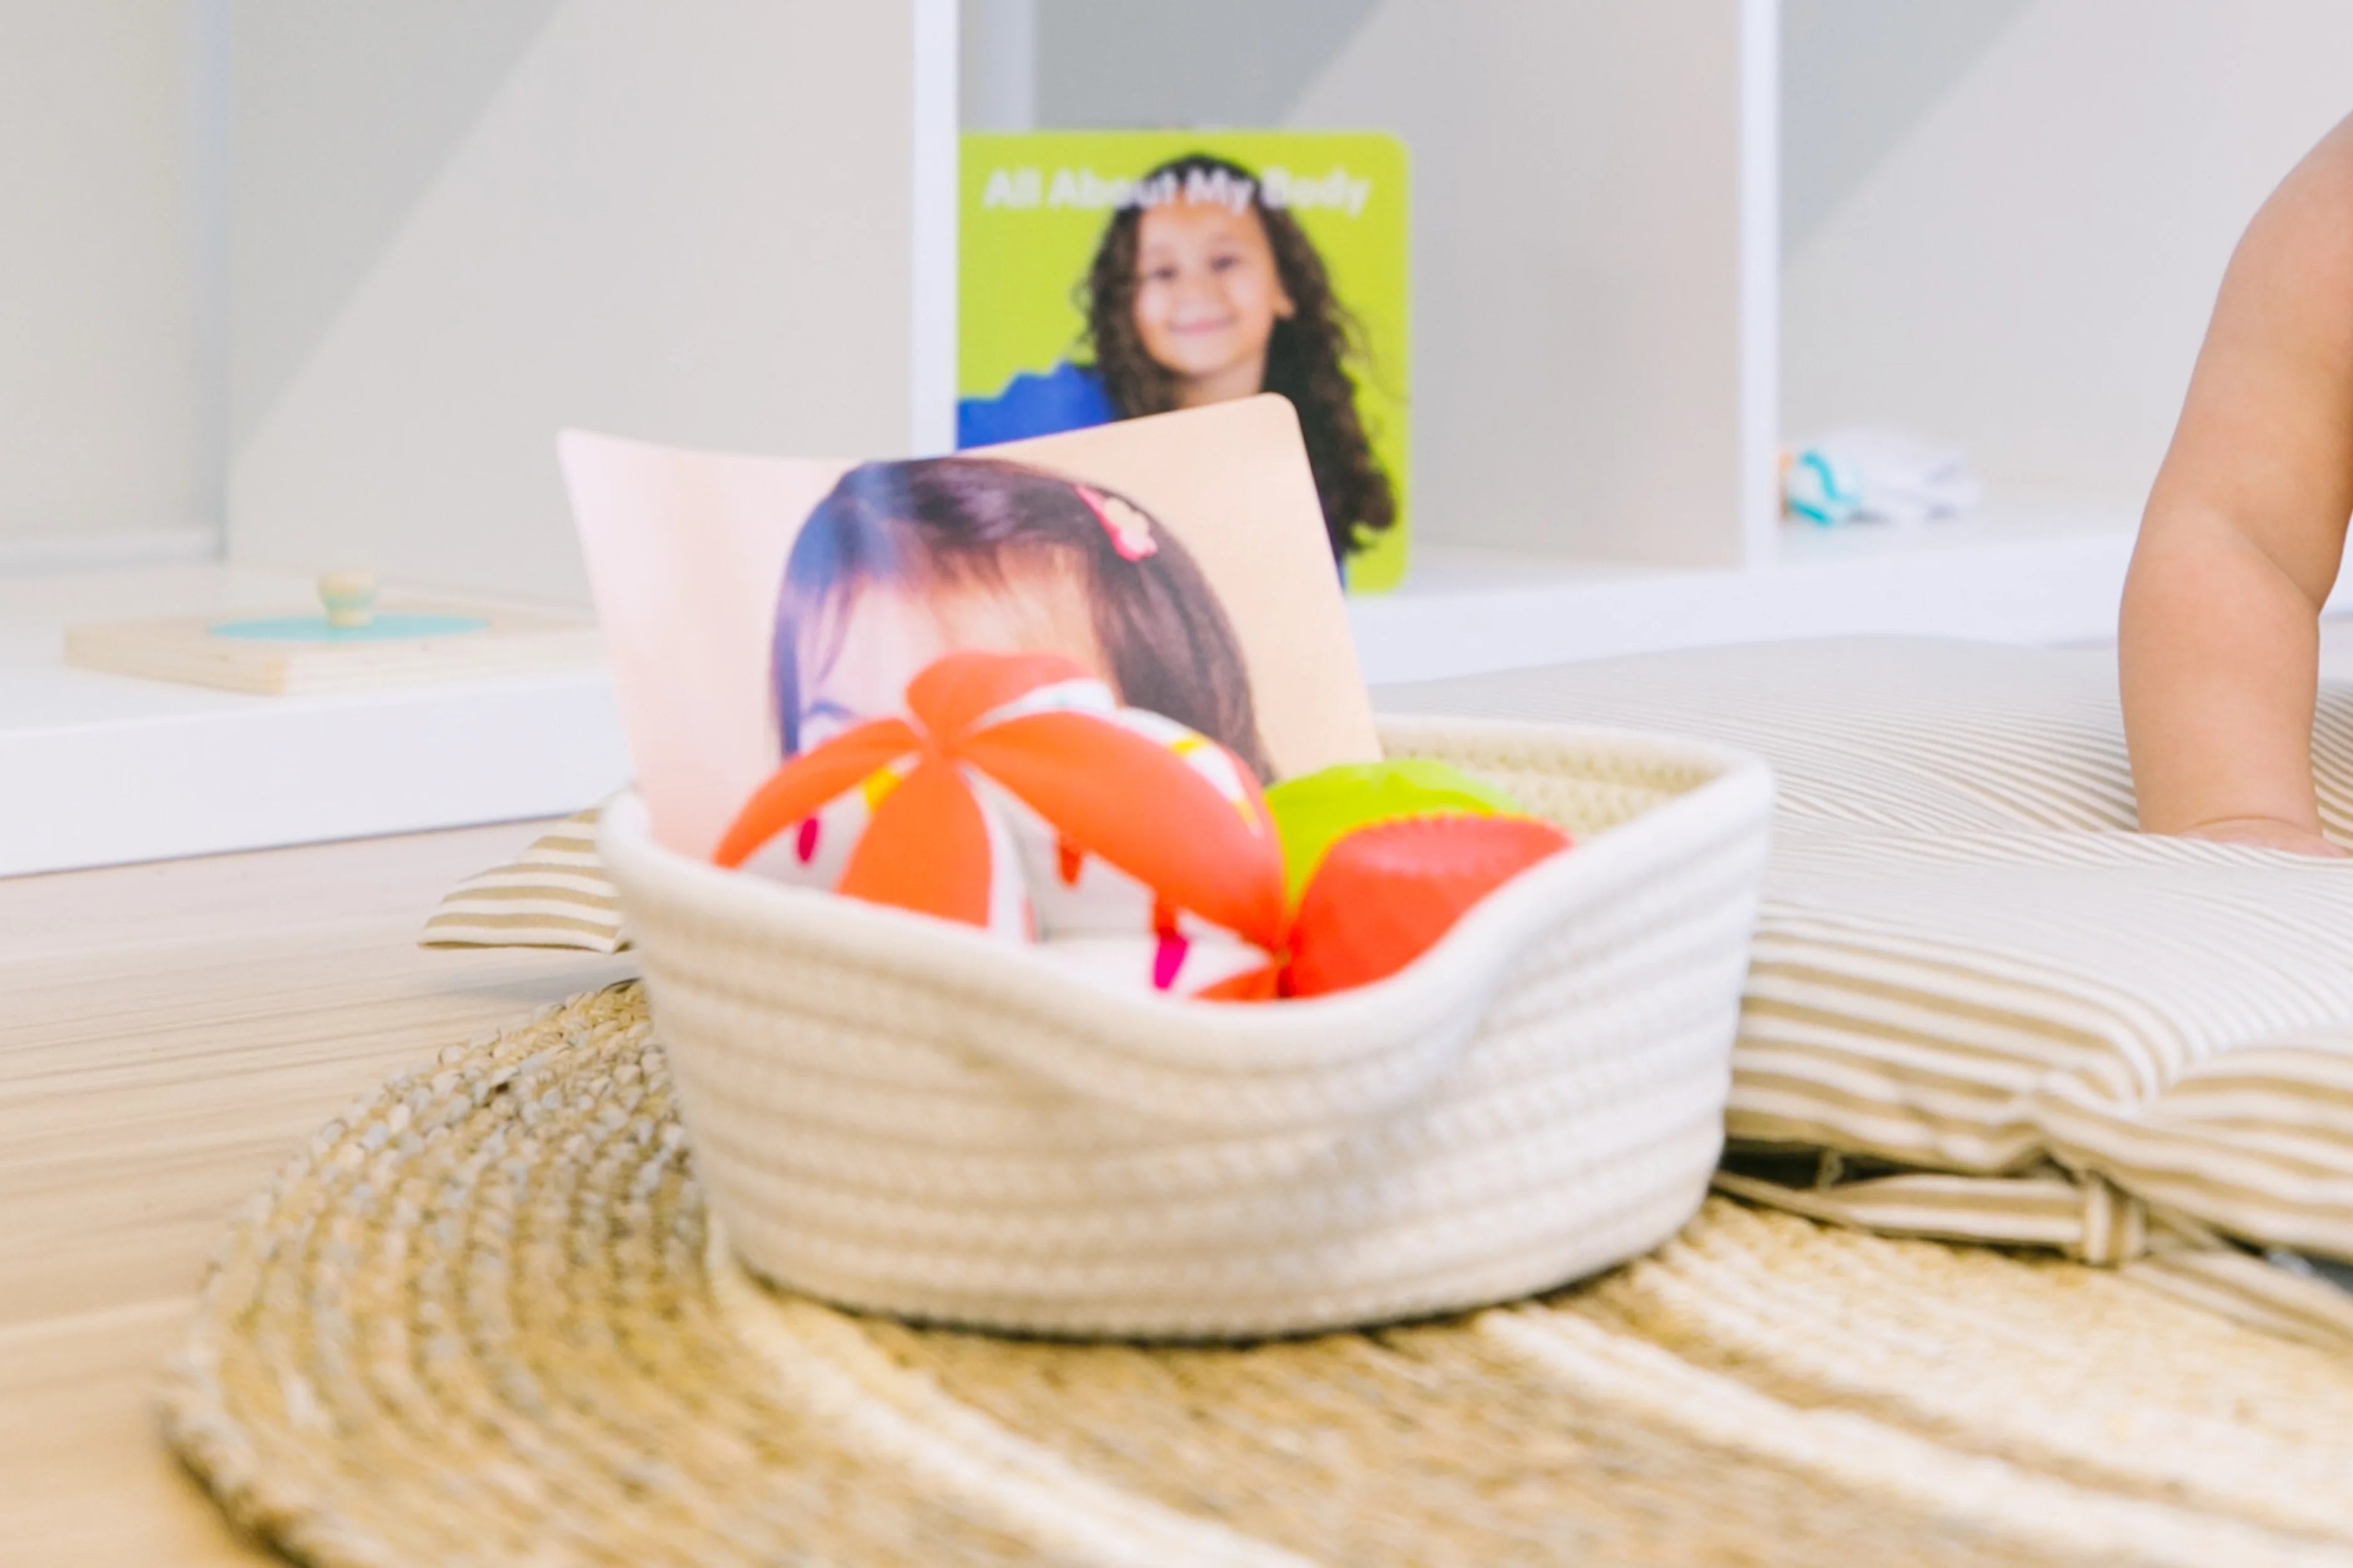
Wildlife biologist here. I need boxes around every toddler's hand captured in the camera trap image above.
[2177,816,2350,857]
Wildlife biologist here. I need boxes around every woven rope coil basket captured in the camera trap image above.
[597,716,1774,1340]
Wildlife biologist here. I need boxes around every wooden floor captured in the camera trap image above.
[0,824,633,1565]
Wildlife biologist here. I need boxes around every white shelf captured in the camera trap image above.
[1769,491,2141,564]
[5,520,2143,873]
[17,515,2353,873]
[1351,495,2142,685]
[1353,483,2353,686]
[0,567,629,878]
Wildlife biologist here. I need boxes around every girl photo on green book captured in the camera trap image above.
[960,133,1410,590]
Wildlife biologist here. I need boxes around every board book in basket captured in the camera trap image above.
[563,394,1381,861]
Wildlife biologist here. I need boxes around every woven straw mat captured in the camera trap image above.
[163,984,2353,1568]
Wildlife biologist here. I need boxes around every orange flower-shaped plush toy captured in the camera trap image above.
[714,650,1286,996]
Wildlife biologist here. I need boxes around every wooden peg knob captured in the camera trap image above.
[319,570,379,630]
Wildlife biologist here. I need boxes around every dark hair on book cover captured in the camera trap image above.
[775,455,1273,781]
[1080,151,1397,565]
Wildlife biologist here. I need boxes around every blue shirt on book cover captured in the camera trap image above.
[957,362,1116,449]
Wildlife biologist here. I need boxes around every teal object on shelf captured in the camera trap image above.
[208,613,489,642]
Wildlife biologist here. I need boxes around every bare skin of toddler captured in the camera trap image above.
[2122,113,2353,857]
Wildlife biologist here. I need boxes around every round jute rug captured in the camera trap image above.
[163,984,2353,1568]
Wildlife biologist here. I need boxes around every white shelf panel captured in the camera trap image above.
[1771,492,2142,564]
[0,567,629,877]
[17,522,2353,873]
[0,527,218,575]
[1352,522,2142,685]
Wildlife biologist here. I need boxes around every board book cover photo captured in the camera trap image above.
[960,130,1410,593]
[562,395,1381,862]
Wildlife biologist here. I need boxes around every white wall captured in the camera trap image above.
[1291,0,1767,567]
[228,0,562,457]
[1784,0,2353,505]
[226,0,921,601]
[1029,0,1380,130]
[0,2,204,544]
[1779,0,2026,258]
[960,0,1036,132]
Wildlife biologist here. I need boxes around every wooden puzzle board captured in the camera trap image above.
[63,600,605,695]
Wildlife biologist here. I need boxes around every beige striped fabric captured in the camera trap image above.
[1707,1163,2353,1347]
[1383,637,2353,1272]
[419,808,627,952]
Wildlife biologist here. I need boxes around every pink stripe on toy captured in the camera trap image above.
[1152,931,1189,991]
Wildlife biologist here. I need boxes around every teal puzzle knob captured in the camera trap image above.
[318,570,379,630]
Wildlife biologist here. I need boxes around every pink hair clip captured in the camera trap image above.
[1075,484,1158,562]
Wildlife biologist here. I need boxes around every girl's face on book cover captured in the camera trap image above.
[791,562,1109,752]
[1131,201,1294,398]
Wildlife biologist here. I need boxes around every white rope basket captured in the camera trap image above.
[599,716,1774,1340]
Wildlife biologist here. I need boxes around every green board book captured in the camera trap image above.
[960,131,1410,594]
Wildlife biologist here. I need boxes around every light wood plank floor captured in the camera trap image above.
[0,824,634,1565]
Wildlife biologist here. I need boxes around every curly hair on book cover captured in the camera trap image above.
[1080,151,1398,565]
